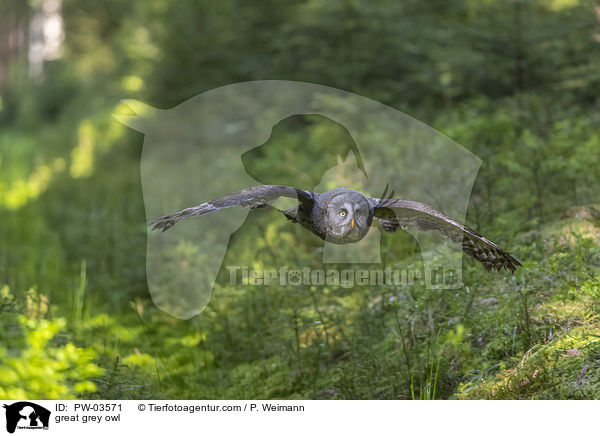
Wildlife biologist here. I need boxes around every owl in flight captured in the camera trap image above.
[148,185,521,272]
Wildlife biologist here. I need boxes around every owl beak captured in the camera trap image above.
[351,218,355,228]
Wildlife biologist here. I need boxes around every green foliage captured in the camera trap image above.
[1,0,600,400]
[457,213,600,399]
[0,288,104,399]
[457,321,600,400]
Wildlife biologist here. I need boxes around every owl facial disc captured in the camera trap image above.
[323,189,371,244]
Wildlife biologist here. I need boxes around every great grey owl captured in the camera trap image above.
[148,185,522,272]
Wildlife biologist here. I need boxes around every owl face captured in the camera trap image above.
[324,190,371,243]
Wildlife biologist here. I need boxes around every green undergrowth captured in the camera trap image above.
[456,207,600,399]
[0,287,104,399]
[3,205,598,400]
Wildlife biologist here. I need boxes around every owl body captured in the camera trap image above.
[149,184,521,272]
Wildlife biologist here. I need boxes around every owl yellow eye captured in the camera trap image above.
[339,210,347,217]
[355,211,360,218]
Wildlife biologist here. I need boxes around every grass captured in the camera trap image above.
[1,104,599,400]
[2,185,599,399]
[75,204,595,399]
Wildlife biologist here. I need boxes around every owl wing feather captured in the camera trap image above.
[148,185,314,232]
[370,198,522,272]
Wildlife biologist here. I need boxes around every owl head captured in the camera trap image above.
[322,188,372,244]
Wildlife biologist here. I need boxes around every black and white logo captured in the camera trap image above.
[3,402,50,434]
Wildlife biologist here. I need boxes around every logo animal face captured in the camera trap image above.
[114,80,483,318]
[3,402,50,434]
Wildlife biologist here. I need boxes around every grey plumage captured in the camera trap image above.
[148,185,522,272]
[371,198,521,272]
[148,185,313,232]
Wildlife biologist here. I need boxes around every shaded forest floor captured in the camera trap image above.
[2,204,599,400]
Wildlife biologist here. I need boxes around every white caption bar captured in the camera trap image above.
[0,400,591,435]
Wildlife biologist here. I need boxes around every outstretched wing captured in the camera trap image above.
[370,198,522,272]
[149,185,314,232]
